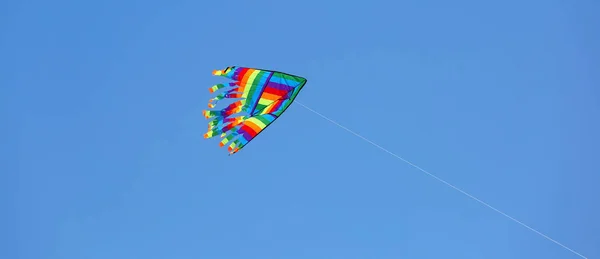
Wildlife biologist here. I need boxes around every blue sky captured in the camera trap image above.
[2,0,599,258]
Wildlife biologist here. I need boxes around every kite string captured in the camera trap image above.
[295,101,587,259]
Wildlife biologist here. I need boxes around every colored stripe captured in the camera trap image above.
[248,71,273,115]
[243,69,265,101]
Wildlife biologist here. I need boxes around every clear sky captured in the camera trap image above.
[3,0,599,258]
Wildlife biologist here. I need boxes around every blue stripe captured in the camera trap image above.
[249,71,274,115]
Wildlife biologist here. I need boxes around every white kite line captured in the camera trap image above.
[295,101,586,259]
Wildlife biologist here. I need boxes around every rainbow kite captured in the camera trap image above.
[203,66,307,155]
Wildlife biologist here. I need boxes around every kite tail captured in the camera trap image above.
[227,138,246,155]
[203,100,244,119]
[209,82,232,93]
[208,87,244,108]
[221,100,244,117]
[203,100,247,138]
[220,117,246,132]
[212,66,239,80]
[219,128,241,147]
[222,113,278,154]
[203,116,246,139]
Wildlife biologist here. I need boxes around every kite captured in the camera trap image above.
[203,66,307,155]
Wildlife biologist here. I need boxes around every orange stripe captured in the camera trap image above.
[267,99,282,113]
[263,106,274,114]
[239,68,254,87]
[261,92,283,101]
[245,120,263,135]
[240,124,257,136]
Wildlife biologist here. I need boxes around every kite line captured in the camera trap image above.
[295,101,587,259]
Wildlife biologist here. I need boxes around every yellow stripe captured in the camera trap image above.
[219,137,228,146]
[242,70,261,99]
[247,117,267,129]
[258,97,276,106]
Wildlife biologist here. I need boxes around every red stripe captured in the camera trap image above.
[237,68,250,81]
[271,100,283,112]
[263,86,289,97]
[263,99,284,114]
[240,124,258,137]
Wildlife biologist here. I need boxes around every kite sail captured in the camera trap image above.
[203,66,307,155]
